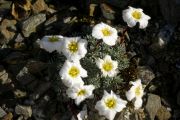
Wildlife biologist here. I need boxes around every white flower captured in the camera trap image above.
[126,79,144,109]
[39,35,63,53]
[92,22,118,46]
[95,90,127,120]
[96,55,118,77]
[59,60,87,87]
[122,6,151,29]
[62,37,88,61]
[71,105,88,120]
[67,84,95,105]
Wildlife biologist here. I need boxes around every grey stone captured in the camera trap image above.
[44,15,58,27]
[21,13,46,37]
[0,107,6,118]
[137,66,155,85]
[15,34,24,43]
[17,115,24,120]
[145,94,161,120]
[15,105,32,120]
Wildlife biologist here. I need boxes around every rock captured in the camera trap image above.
[148,84,158,92]
[89,4,98,17]
[11,0,31,20]
[44,15,58,27]
[0,65,11,84]
[2,112,13,120]
[100,3,115,20]
[32,107,46,120]
[115,109,131,120]
[2,52,27,64]
[15,105,32,120]
[16,67,36,85]
[137,66,155,85]
[145,94,161,120]
[116,108,145,120]
[14,89,27,98]
[0,107,7,118]
[15,34,24,43]
[17,116,23,120]
[156,106,171,120]
[0,19,17,43]
[26,60,48,74]
[21,13,46,37]
[32,0,48,13]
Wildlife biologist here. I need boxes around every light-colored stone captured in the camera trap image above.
[15,105,32,120]
[21,13,46,37]
[0,107,6,118]
[14,89,27,98]
[145,94,161,120]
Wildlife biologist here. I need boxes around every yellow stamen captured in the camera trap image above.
[103,61,113,72]
[132,11,142,20]
[48,36,59,42]
[135,86,141,96]
[68,66,80,78]
[68,41,78,53]
[101,28,112,36]
[105,98,116,109]
[77,89,86,96]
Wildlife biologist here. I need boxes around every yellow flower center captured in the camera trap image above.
[68,66,80,78]
[105,98,116,109]
[135,86,141,96]
[68,41,78,53]
[132,11,142,20]
[103,61,113,72]
[48,36,59,42]
[101,28,112,36]
[77,89,86,96]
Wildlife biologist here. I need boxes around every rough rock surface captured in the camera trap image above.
[145,94,161,120]
[21,13,46,37]
[15,105,32,119]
